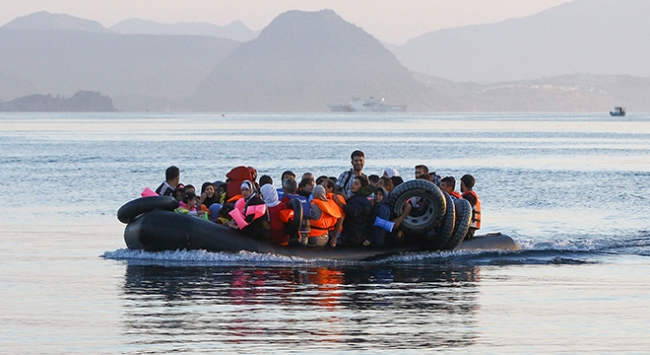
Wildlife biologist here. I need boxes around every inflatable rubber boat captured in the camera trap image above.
[118,180,519,261]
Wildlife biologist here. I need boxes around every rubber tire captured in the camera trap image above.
[388,179,446,237]
[443,198,472,250]
[423,191,455,250]
[285,198,303,236]
[117,196,178,224]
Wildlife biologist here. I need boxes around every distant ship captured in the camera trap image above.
[328,97,407,112]
[609,106,626,117]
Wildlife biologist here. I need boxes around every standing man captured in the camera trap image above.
[155,165,180,196]
[336,150,366,198]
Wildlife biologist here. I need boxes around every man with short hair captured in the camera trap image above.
[155,166,180,196]
[336,150,366,198]
[415,164,441,186]
[461,174,481,239]
[441,176,462,199]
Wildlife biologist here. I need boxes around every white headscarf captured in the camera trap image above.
[383,167,400,178]
[259,184,281,208]
[240,180,253,191]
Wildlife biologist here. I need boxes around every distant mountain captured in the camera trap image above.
[0,29,239,109]
[1,11,109,32]
[193,10,437,111]
[110,19,259,42]
[394,0,650,82]
[0,91,115,112]
[413,72,650,112]
[0,68,38,101]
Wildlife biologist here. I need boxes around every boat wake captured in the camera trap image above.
[102,232,650,266]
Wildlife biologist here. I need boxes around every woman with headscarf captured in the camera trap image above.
[308,185,343,247]
[227,180,270,240]
[260,184,290,246]
[382,167,400,179]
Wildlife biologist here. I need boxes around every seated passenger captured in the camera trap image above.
[382,167,400,179]
[298,176,315,199]
[308,185,343,247]
[368,174,380,187]
[378,176,394,194]
[461,174,481,240]
[276,170,296,199]
[370,187,412,246]
[333,176,374,246]
[175,192,208,220]
[440,176,462,199]
[200,181,222,221]
[260,184,290,246]
[227,180,270,240]
[259,175,273,187]
[155,165,179,196]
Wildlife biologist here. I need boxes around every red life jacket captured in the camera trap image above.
[462,190,481,229]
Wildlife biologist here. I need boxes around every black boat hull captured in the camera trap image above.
[124,210,519,261]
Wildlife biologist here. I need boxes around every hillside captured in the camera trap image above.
[394,0,650,82]
[0,91,115,112]
[110,19,259,42]
[1,11,109,32]
[0,28,240,110]
[193,10,437,111]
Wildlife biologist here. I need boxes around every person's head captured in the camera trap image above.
[368,174,380,187]
[315,175,328,186]
[299,177,315,194]
[375,187,388,204]
[350,150,365,172]
[214,181,227,196]
[378,176,394,193]
[417,173,432,182]
[321,178,336,193]
[280,170,295,183]
[415,165,429,178]
[301,172,314,181]
[351,175,369,193]
[283,178,298,194]
[183,184,195,195]
[391,176,404,188]
[259,184,280,206]
[460,174,475,192]
[201,182,215,197]
[173,189,183,201]
[312,185,327,201]
[165,166,180,185]
[328,176,338,183]
[240,180,254,199]
[440,176,456,194]
[183,191,199,209]
[382,168,399,179]
[259,174,273,187]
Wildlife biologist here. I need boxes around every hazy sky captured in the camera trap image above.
[0,0,573,44]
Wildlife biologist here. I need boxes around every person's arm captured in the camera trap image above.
[391,202,412,229]
[329,217,344,247]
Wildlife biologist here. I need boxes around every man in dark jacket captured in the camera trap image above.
[334,175,374,246]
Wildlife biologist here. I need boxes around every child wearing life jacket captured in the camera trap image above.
[175,192,208,220]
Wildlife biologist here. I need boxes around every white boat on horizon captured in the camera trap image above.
[328,96,407,112]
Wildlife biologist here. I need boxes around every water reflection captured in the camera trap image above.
[121,264,482,352]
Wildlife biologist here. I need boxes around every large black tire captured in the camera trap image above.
[117,196,178,224]
[285,198,303,236]
[423,191,455,250]
[388,180,446,237]
[442,198,472,250]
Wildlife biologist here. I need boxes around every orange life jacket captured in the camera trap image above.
[462,190,481,229]
[309,198,342,237]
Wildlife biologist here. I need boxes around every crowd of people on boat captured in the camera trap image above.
[151,150,481,248]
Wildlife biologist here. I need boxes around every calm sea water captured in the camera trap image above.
[1,112,649,354]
